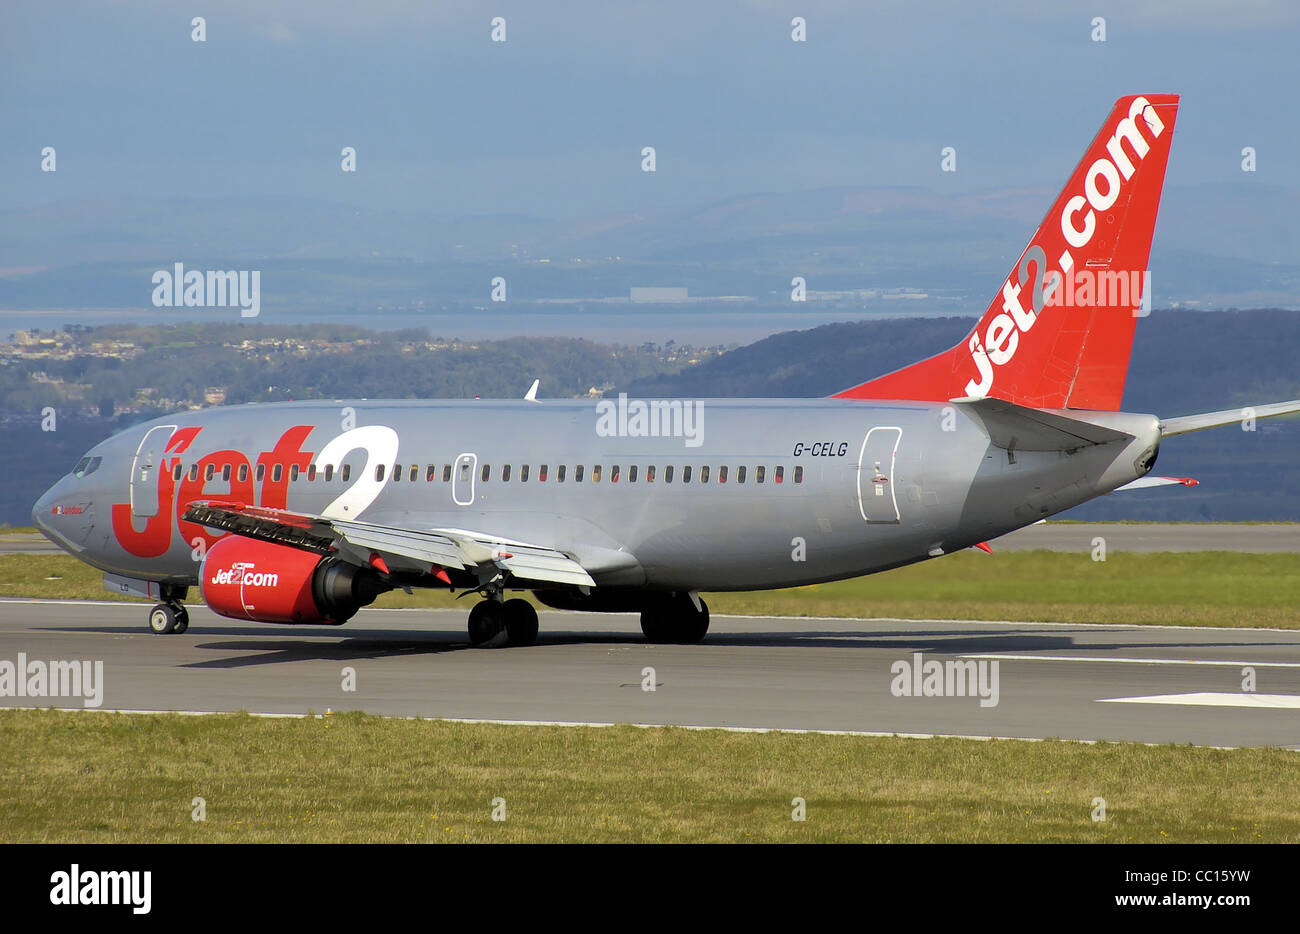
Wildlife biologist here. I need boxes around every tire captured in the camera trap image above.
[172,606,189,634]
[502,599,539,646]
[467,600,508,648]
[148,603,177,635]
[640,594,709,644]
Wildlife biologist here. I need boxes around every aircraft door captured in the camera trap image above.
[130,425,177,518]
[452,453,477,506]
[857,426,901,523]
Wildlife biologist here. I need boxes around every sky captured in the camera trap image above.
[3,0,1299,221]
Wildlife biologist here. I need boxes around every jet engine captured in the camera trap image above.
[200,536,387,624]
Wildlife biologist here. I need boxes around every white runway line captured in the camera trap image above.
[0,704,1255,748]
[1098,692,1300,709]
[961,653,1300,669]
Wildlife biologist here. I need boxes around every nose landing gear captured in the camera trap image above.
[147,584,189,634]
[148,602,189,634]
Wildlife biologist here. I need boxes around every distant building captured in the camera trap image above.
[203,387,227,405]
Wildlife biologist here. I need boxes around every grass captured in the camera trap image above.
[4,551,1298,628]
[1,710,1295,843]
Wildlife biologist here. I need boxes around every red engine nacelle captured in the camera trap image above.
[200,537,387,624]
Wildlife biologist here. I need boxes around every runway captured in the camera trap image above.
[2,600,1298,750]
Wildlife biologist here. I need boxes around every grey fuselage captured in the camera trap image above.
[33,397,1161,594]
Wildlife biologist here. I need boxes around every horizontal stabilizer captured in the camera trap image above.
[951,397,1133,452]
[1160,399,1300,436]
[1111,475,1198,492]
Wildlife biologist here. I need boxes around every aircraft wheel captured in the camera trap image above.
[468,600,509,648]
[640,594,709,644]
[149,603,178,635]
[172,606,189,634]
[502,599,539,646]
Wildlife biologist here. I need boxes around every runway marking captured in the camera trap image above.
[4,598,1300,635]
[962,653,1300,669]
[1098,692,1300,709]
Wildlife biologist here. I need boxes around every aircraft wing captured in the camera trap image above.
[182,502,597,588]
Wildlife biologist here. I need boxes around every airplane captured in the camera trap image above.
[31,93,1300,648]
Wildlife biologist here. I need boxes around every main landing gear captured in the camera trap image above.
[148,585,189,634]
[640,592,709,644]
[467,597,539,648]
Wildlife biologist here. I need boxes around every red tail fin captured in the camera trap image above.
[833,94,1179,410]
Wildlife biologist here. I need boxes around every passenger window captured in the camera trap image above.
[273,464,283,483]
[459,462,470,482]
[592,465,602,483]
[775,466,785,484]
[173,463,183,482]
[665,465,673,483]
[482,464,491,482]
[409,465,417,482]
[392,464,401,482]
[521,465,530,482]
[629,465,638,482]
[647,465,656,482]
[205,464,216,482]
[737,466,746,484]
[794,465,804,484]
[539,464,548,482]
[682,466,692,483]
[756,466,766,484]
[306,464,316,482]
[611,465,619,483]
[221,464,231,482]
[342,464,351,482]
[375,464,385,482]
[239,464,249,483]
[324,464,334,482]
[290,464,299,482]
[575,465,584,482]
[502,464,512,482]
[426,465,437,482]
[443,464,452,482]
[557,465,566,482]
[718,466,727,484]
[700,466,710,483]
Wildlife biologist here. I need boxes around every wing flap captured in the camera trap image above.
[182,502,597,587]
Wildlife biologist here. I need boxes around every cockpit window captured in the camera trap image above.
[72,456,102,478]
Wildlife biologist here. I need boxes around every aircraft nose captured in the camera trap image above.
[31,483,56,535]
[31,475,95,551]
